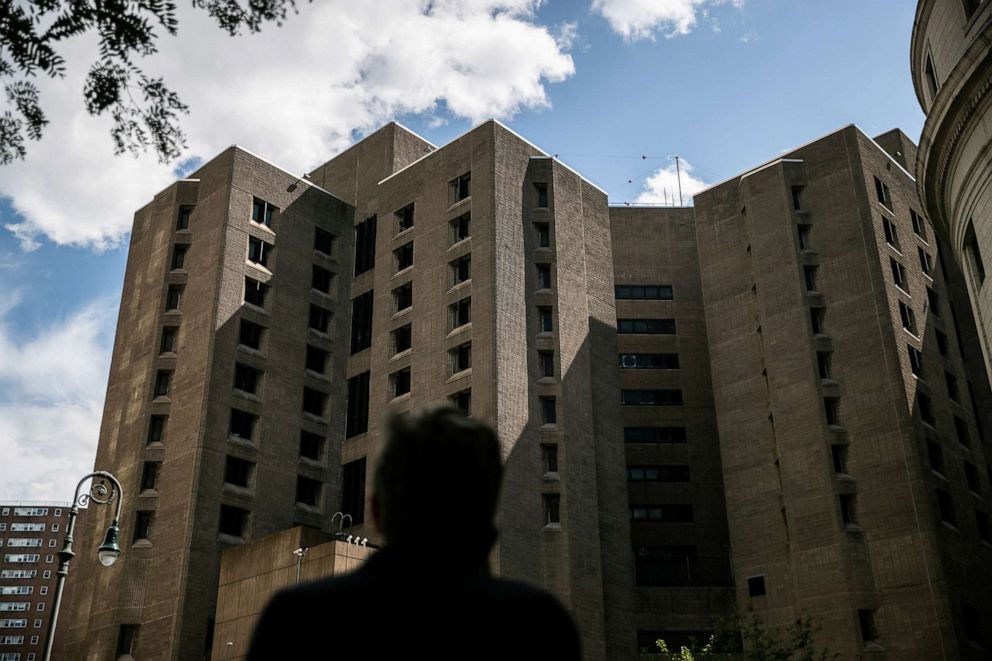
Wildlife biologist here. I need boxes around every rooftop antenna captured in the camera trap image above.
[671,156,684,206]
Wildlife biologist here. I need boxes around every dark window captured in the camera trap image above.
[619,353,680,369]
[309,304,330,334]
[920,394,936,426]
[615,285,674,300]
[314,227,335,256]
[937,490,956,526]
[541,397,557,425]
[299,431,324,461]
[928,288,940,317]
[239,319,263,350]
[346,372,370,438]
[621,389,684,406]
[977,511,990,544]
[936,329,948,356]
[919,247,933,276]
[218,505,249,538]
[166,285,182,311]
[962,0,983,18]
[747,575,766,597]
[626,465,690,482]
[858,609,879,644]
[312,265,333,294]
[140,462,159,491]
[824,397,840,426]
[452,343,471,373]
[224,456,252,488]
[296,476,322,508]
[341,458,366,525]
[233,363,261,394]
[617,318,676,334]
[450,389,472,413]
[840,494,857,526]
[963,606,985,647]
[536,222,550,247]
[229,409,256,441]
[538,306,553,332]
[451,297,471,329]
[810,307,826,335]
[451,212,471,242]
[817,351,832,380]
[890,258,908,292]
[392,324,412,354]
[964,220,986,286]
[803,265,817,292]
[160,327,177,354]
[302,387,328,417]
[874,177,892,208]
[965,462,981,493]
[171,244,188,270]
[390,368,411,398]
[394,242,414,272]
[925,50,939,99]
[883,216,900,249]
[536,263,552,290]
[176,207,192,230]
[954,415,970,446]
[536,183,549,208]
[630,504,693,522]
[623,426,687,444]
[539,350,554,377]
[244,277,267,307]
[544,494,560,525]
[305,346,328,374]
[117,625,138,657]
[832,445,848,474]
[450,172,471,203]
[251,198,275,227]
[154,370,171,398]
[908,345,924,376]
[797,224,811,250]
[946,371,959,402]
[542,445,558,473]
[395,203,415,232]
[911,209,927,240]
[247,237,272,267]
[900,301,918,334]
[354,216,377,275]
[350,291,374,354]
[394,283,413,312]
[928,439,945,474]
[791,185,804,211]
[635,546,700,586]
[133,511,152,542]
[452,255,471,284]
[147,415,166,445]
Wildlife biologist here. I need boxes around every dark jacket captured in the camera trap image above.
[247,545,581,660]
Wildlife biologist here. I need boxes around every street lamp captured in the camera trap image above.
[42,471,124,661]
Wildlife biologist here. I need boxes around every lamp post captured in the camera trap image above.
[42,471,124,661]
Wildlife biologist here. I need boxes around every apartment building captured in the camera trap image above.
[694,125,992,658]
[0,503,71,661]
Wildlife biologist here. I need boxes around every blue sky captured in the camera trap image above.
[0,0,923,499]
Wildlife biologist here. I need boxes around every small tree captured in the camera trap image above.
[655,612,836,661]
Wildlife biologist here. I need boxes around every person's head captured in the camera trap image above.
[372,407,503,561]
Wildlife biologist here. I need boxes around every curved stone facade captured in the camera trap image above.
[913,0,992,377]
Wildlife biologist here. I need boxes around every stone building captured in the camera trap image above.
[912,0,992,382]
[693,124,992,658]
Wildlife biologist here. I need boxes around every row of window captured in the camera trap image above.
[0,604,42,612]
[0,589,37,597]
[0,510,55,518]
[0,620,45,629]
[1,557,53,565]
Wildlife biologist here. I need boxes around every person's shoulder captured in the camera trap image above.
[480,576,573,617]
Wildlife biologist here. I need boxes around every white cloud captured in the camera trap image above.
[635,159,709,206]
[0,292,117,500]
[592,0,742,40]
[1,0,575,250]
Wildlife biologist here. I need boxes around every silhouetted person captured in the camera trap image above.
[248,407,581,660]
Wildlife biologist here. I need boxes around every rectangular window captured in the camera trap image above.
[965,462,981,493]
[936,329,948,356]
[810,307,826,335]
[615,285,674,300]
[536,222,550,248]
[450,172,471,203]
[166,285,182,311]
[247,237,272,267]
[133,511,152,542]
[311,265,333,294]
[350,291,374,354]
[159,327,177,354]
[233,363,261,394]
[920,394,936,426]
[296,476,322,508]
[395,203,415,232]
[621,389,684,406]
[927,288,940,317]
[171,244,188,270]
[618,353,680,369]
[954,415,971,446]
[392,324,412,354]
[451,343,471,373]
[539,350,554,377]
[314,227,335,256]
[963,606,984,646]
[945,371,959,401]
[394,242,414,272]
[964,220,986,286]
[390,368,411,398]
[537,264,552,290]
[223,456,252,488]
[302,387,328,417]
[911,209,928,240]
[541,397,557,425]
[629,504,693,523]
[346,372,370,438]
[919,247,933,276]
[927,439,945,474]
[451,255,471,285]
[305,346,328,375]
[176,206,192,230]
[450,389,472,414]
[840,494,857,526]
[617,319,676,334]
[239,319,264,350]
[354,215,377,275]
[791,185,804,211]
[626,465,691,483]
[251,198,275,227]
[797,224,811,250]
[831,444,848,474]
[817,351,832,380]
[153,370,171,398]
[244,277,268,308]
[824,397,841,426]
[341,458,366,525]
[542,445,558,473]
[858,610,879,644]
[393,283,413,312]
[874,177,892,208]
[299,431,323,462]
[976,511,990,543]
[544,494,560,525]
[229,409,256,441]
[538,306,553,332]
[451,297,471,329]
[803,265,818,292]
[623,427,687,443]
[883,216,900,250]
[536,183,549,208]
[924,49,940,99]
[308,304,331,334]
[147,415,166,445]
[899,301,918,334]
[908,345,923,376]
[218,505,249,538]
[937,490,956,526]
[451,212,471,243]
[890,258,909,292]
[140,462,159,492]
